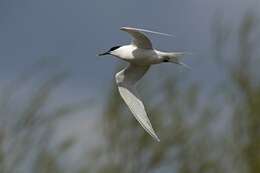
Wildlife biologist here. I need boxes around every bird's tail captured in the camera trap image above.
[165,52,191,69]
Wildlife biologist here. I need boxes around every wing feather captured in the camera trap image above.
[120,26,173,49]
[115,64,160,142]
[120,27,153,49]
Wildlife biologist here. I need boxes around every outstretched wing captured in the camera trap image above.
[120,26,173,49]
[115,64,160,142]
[120,27,153,49]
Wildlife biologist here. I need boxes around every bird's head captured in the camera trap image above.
[98,45,122,56]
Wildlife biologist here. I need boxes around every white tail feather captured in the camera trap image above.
[177,62,191,70]
[163,52,191,69]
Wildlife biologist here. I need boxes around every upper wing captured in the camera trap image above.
[120,27,153,49]
[115,64,160,142]
[120,26,173,49]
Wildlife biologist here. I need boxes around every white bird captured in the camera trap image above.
[99,27,189,142]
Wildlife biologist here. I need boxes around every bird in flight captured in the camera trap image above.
[99,27,189,142]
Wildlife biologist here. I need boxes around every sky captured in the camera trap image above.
[0,0,259,91]
[0,0,259,167]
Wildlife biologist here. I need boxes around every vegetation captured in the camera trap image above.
[0,59,87,173]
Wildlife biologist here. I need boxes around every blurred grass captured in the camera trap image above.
[0,58,90,173]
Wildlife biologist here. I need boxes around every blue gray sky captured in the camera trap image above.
[1,0,258,97]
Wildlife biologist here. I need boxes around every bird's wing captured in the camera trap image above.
[120,27,173,49]
[120,27,153,49]
[115,64,160,141]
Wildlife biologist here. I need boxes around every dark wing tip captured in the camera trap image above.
[120,27,127,31]
[120,26,137,31]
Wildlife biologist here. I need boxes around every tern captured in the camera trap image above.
[99,27,189,142]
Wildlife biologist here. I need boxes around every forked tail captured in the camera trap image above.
[163,52,191,69]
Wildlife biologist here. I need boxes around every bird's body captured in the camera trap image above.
[112,44,183,66]
[112,45,156,65]
[99,27,189,142]
[112,45,161,65]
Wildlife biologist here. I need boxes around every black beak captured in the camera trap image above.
[98,51,110,56]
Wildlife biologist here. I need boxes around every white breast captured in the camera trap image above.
[112,45,160,65]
